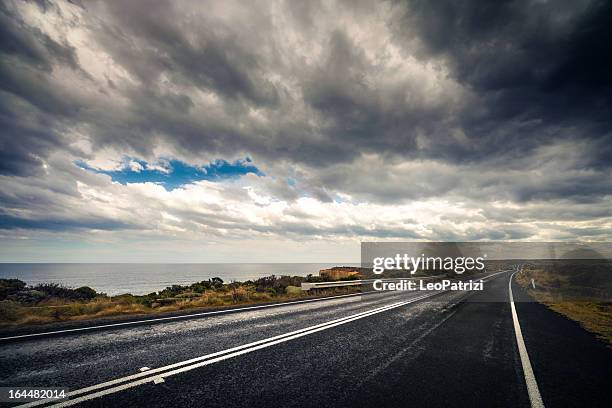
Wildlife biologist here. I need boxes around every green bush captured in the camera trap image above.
[74,286,97,300]
[188,277,224,293]
[29,283,99,301]
[8,290,46,305]
[159,285,188,298]
[254,275,306,293]
[0,279,27,300]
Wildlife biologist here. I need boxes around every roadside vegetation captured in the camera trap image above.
[516,261,612,346]
[0,261,514,328]
[0,274,359,328]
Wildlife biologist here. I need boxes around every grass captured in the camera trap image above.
[516,266,612,346]
[0,282,360,328]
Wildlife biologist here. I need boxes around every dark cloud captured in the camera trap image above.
[0,214,135,231]
[0,2,79,72]
[0,0,611,241]
[0,93,65,176]
[301,28,458,163]
[94,0,279,106]
[392,0,612,164]
[2,0,611,170]
[0,1,87,176]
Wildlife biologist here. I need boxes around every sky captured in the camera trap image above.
[0,0,611,262]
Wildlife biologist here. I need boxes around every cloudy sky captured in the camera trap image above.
[1,0,611,262]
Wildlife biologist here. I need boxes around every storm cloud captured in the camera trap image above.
[0,0,611,260]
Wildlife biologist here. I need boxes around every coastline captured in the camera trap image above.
[0,274,361,330]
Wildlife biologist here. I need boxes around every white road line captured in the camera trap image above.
[0,291,375,342]
[18,293,437,408]
[17,270,508,407]
[56,298,432,407]
[509,267,545,408]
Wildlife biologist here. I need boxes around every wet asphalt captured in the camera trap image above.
[1,269,610,407]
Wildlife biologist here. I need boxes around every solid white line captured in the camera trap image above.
[19,292,439,408]
[0,291,375,342]
[18,270,509,407]
[55,298,430,407]
[509,267,545,408]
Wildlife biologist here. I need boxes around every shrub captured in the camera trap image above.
[7,290,46,305]
[23,283,100,302]
[254,275,305,293]
[74,286,98,300]
[189,277,224,293]
[159,285,188,298]
[305,274,330,283]
[30,283,97,301]
[189,281,212,293]
[0,279,27,300]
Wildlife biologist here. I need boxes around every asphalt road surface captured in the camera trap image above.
[1,267,610,407]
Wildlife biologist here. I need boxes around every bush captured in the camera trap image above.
[210,277,224,288]
[189,277,224,293]
[159,285,188,298]
[75,286,97,300]
[189,281,212,293]
[305,274,331,283]
[0,279,27,300]
[19,283,101,302]
[31,283,78,300]
[8,290,46,305]
[253,275,305,294]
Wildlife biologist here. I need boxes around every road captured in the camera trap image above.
[1,267,610,407]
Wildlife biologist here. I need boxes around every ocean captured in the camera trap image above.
[0,263,357,296]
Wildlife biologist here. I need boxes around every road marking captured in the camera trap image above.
[17,292,439,407]
[0,291,376,342]
[509,268,545,408]
[17,270,508,408]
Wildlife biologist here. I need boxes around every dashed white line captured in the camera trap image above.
[16,270,508,407]
[19,292,442,408]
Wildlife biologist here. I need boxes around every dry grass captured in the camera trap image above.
[0,286,359,328]
[517,268,612,345]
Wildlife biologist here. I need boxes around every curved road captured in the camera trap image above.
[1,268,610,407]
